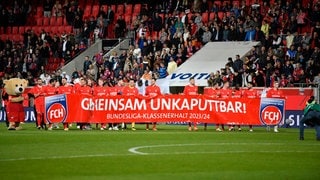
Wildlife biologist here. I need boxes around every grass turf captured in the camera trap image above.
[0,123,319,180]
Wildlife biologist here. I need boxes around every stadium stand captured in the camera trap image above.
[0,0,319,91]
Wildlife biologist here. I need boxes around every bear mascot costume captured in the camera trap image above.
[3,78,28,130]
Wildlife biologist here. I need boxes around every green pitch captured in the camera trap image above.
[0,123,319,180]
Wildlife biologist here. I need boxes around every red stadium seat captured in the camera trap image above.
[34,12,42,19]
[36,18,43,26]
[117,4,124,14]
[218,12,224,20]
[24,26,31,32]
[202,12,209,23]
[58,26,65,34]
[50,17,57,26]
[245,0,251,6]
[132,12,139,20]
[12,34,23,43]
[6,27,12,34]
[124,15,131,25]
[56,17,63,26]
[50,26,58,35]
[92,5,100,18]
[37,6,43,13]
[83,5,92,18]
[111,5,116,13]
[35,6,43,18]
[32,26,41,34]
[43,17,50,26]
[133,4,141,14]
[12,26,19,34]
[83,4,91,14]
[0,34,8,41]
[18,26,25,34]
[8,34,13,41]
[43,26,51,34]
[209,12,215,21]
[151,31,158,39]
[125,4,132,15]
[63,17,68,25]
[233,1,240,6]
[101,5,108,12]
[64,26,73,33]
[214,1,221,9]
[114,12,121,19]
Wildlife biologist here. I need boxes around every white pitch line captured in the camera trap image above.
[128,143,320,155]
[128,144,200,155]
[2,149,320,162]
[0,153,134,162]
[1,143,319,161]
[129,150,320,156]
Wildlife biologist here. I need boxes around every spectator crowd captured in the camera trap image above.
[0,0,320,90]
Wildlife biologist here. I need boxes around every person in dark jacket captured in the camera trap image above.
[299,96,320,141]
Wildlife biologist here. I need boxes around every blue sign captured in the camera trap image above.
[0,107,36,122]
[259,98,285,125]
[283,110,304,128]
[45,94,68,123]
[170,73,211,80]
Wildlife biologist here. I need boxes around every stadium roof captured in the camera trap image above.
[166,41,260,87]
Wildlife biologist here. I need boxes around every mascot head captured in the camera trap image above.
[4,78,28,96]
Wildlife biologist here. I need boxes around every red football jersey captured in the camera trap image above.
[75,85,92,95]
[231,90,243,98]
[44,85,57,96]
[92,86,109,96]
[58,85,74,95]
[243,89,259,98]
[29,85,45,97]
[183,84,198,95]
[114,85,123,95]
[122,86,139,96]
[267,88,284,98]
[204,87,219,98]
[145,85,161,96]
[29,85,45,113]
[218,88,232,99]
[109,86,119,96]
[22,93,29,107]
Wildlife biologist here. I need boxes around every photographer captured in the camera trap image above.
[1,83,9,127]
[299,96,320,141]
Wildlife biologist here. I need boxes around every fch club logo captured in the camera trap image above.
[259,98,285,125]
[45,94,68,123]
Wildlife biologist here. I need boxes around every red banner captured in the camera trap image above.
[45,94,284,125]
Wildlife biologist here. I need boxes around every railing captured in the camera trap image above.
[60,38,131,77]
[293,83,320,104]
